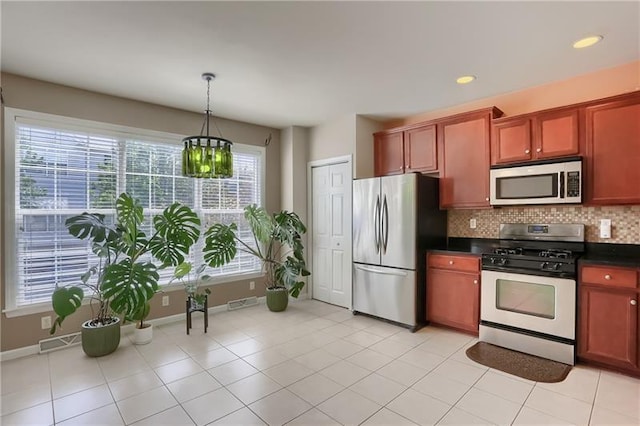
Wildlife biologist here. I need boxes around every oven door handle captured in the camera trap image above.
[559,171,565,199]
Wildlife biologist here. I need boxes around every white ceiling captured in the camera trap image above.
[1,1,639,129]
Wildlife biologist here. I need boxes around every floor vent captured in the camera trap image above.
[39,332,81,354]
[227,296,258,311]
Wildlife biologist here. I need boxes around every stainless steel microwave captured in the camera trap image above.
[490,158,582,206]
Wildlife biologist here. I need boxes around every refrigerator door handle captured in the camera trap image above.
[374,195,381,253]
[382,195,389,253]
[355,264,408,277]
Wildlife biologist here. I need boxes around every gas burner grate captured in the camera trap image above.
[494,247,523,255]
[538,249,573,259]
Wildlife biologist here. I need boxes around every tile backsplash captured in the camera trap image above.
[448,205,640,244]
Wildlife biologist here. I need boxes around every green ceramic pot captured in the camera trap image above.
[266,287,289,312]
[81,317,121,357]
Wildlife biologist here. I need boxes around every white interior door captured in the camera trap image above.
[311,161,352,308]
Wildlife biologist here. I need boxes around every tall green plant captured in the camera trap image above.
[50,193,200,333]
[203,205,310,297]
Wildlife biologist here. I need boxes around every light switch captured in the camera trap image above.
[599,219,611,239]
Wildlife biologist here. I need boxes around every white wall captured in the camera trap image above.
[280,126,310,295]
[308,113,382,179]
[280,126,309,217]
[308,114,356,173]
[281,127,295,211]
[354,115,383,179]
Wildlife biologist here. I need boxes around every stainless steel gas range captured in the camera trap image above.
[479,223,585,365]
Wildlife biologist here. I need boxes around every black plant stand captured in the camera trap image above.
[186,295,208,335]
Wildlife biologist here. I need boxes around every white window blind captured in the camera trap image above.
[10,115,263,309]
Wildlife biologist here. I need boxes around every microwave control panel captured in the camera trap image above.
[567,171,580,197]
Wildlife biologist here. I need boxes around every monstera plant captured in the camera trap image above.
[50,193,200,355]
[203,204,310,312]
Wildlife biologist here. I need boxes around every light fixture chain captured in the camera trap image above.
[206,77,211,113]
[205,77,211,137]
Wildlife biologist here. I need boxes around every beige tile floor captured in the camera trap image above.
[1,299,639,425]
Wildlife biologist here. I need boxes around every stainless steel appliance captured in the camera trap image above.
[479,223,585,365]
[352,174,446,330]
[490,157,582,206]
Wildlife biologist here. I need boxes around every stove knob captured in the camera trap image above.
[490,257,497,264]
[499,258,508,266]
[553,263,562,270]
[540,262,549,269]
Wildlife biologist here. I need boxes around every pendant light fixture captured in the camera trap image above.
[181,73,233,178]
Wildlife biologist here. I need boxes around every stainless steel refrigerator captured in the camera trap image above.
[352,173,446,330]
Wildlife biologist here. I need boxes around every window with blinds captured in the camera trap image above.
[10,115,264,308]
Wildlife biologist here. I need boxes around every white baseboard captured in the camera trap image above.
[1,297,267,361]
[0,344,41,361]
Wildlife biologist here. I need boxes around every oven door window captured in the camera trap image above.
[496,173,558,200]
[495,279,555,319]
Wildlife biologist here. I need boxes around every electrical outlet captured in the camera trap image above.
[469,218,477,229]
[162,295,169,306]
[41,316,51,330]
[600,219,612,239]
[249,281,255,290]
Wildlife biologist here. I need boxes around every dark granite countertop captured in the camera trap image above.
[444,237,501,255]
[579,243,640,268]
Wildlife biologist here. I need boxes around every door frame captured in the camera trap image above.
[307,155,353,307]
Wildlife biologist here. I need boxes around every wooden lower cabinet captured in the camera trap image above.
[578,263,640,376]
[426,252,480,334]
[578,286,639,374]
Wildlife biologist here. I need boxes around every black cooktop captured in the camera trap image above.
[481,244,582,278]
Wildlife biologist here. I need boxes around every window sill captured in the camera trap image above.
[3,271,265,318]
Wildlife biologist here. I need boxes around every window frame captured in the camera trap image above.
[3,108,266,317]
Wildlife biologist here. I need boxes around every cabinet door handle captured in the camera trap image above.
[604,274,611,280]
[449,260,454,265]
[536,148,542,153]
[525,149,530,154]
[473,279,478,284]
[631,300,637,306]
[485,197,489,201]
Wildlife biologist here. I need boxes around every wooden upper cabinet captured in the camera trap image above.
[491,107,580,165]
[492,118,532,164]
[535,108,580,159]
[374,131,404,177]
[374,124,437,177]
[439,108,503,208]
[405,124,437,173]
[585,93,640,205]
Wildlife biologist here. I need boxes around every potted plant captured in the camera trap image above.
[170,262,212,309]
[50,193,200,355]
[130,302,153,345]
[203,204,310,312]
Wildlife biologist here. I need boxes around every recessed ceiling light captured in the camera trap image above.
[573,35,603,49]
[456,75,476,84]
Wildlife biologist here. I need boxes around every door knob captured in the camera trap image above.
[604,274,611,280]
[631,300,637,306]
